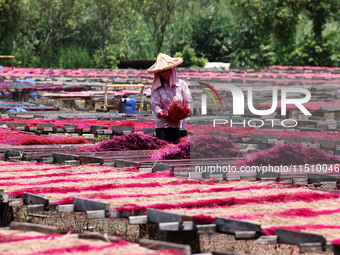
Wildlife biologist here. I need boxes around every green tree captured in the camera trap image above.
[301,0,339,43]
[231,0,302,47]
[133,0,185,54]
[27,0,89,67]
[230,0,340,66]
[91,0,131,67]
[293,0,339,66]
[1,0,339,68]
[93,0,130,53]
[0,0,23,55]
[190,1,232,62]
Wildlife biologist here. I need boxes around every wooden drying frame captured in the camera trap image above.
[104,84,145,111]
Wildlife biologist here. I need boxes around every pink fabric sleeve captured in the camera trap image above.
[151,89,163,116]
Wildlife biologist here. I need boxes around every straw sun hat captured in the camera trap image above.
[148,53,183,73]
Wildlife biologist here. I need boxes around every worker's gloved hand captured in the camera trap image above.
[184,111,191,118]
[162,111,179,122]
[157,111,165,118]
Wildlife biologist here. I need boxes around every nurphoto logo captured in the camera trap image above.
[198,83,312,128]
[200,84,311,116]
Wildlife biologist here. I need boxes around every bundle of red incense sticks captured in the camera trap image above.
[167,103,190,121]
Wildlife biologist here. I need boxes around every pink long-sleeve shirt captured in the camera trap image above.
[151,69,190,130]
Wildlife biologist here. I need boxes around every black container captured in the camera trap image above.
[118,99,126,113]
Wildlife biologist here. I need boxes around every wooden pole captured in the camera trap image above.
[104,85,108,111]
[140,86,144,111]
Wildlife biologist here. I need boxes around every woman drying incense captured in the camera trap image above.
[149,53,191,143]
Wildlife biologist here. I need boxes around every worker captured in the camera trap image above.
[149,53,191,143]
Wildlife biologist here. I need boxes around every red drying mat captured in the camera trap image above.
[167,103,190,121]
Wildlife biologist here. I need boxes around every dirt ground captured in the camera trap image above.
[12,206,332,255]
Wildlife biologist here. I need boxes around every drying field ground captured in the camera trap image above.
[0,160,339,254]
[0,65,339,254]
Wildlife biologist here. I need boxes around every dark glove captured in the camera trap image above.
[184,111,191,118]
[162,111,179,122]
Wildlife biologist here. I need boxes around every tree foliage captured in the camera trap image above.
[0,0,23,55]
[132,0,186,55]
[0,0,339,68]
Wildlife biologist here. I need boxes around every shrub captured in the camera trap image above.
[174,46,208,67]
[93,45,120,69]
[57,44,92,69]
